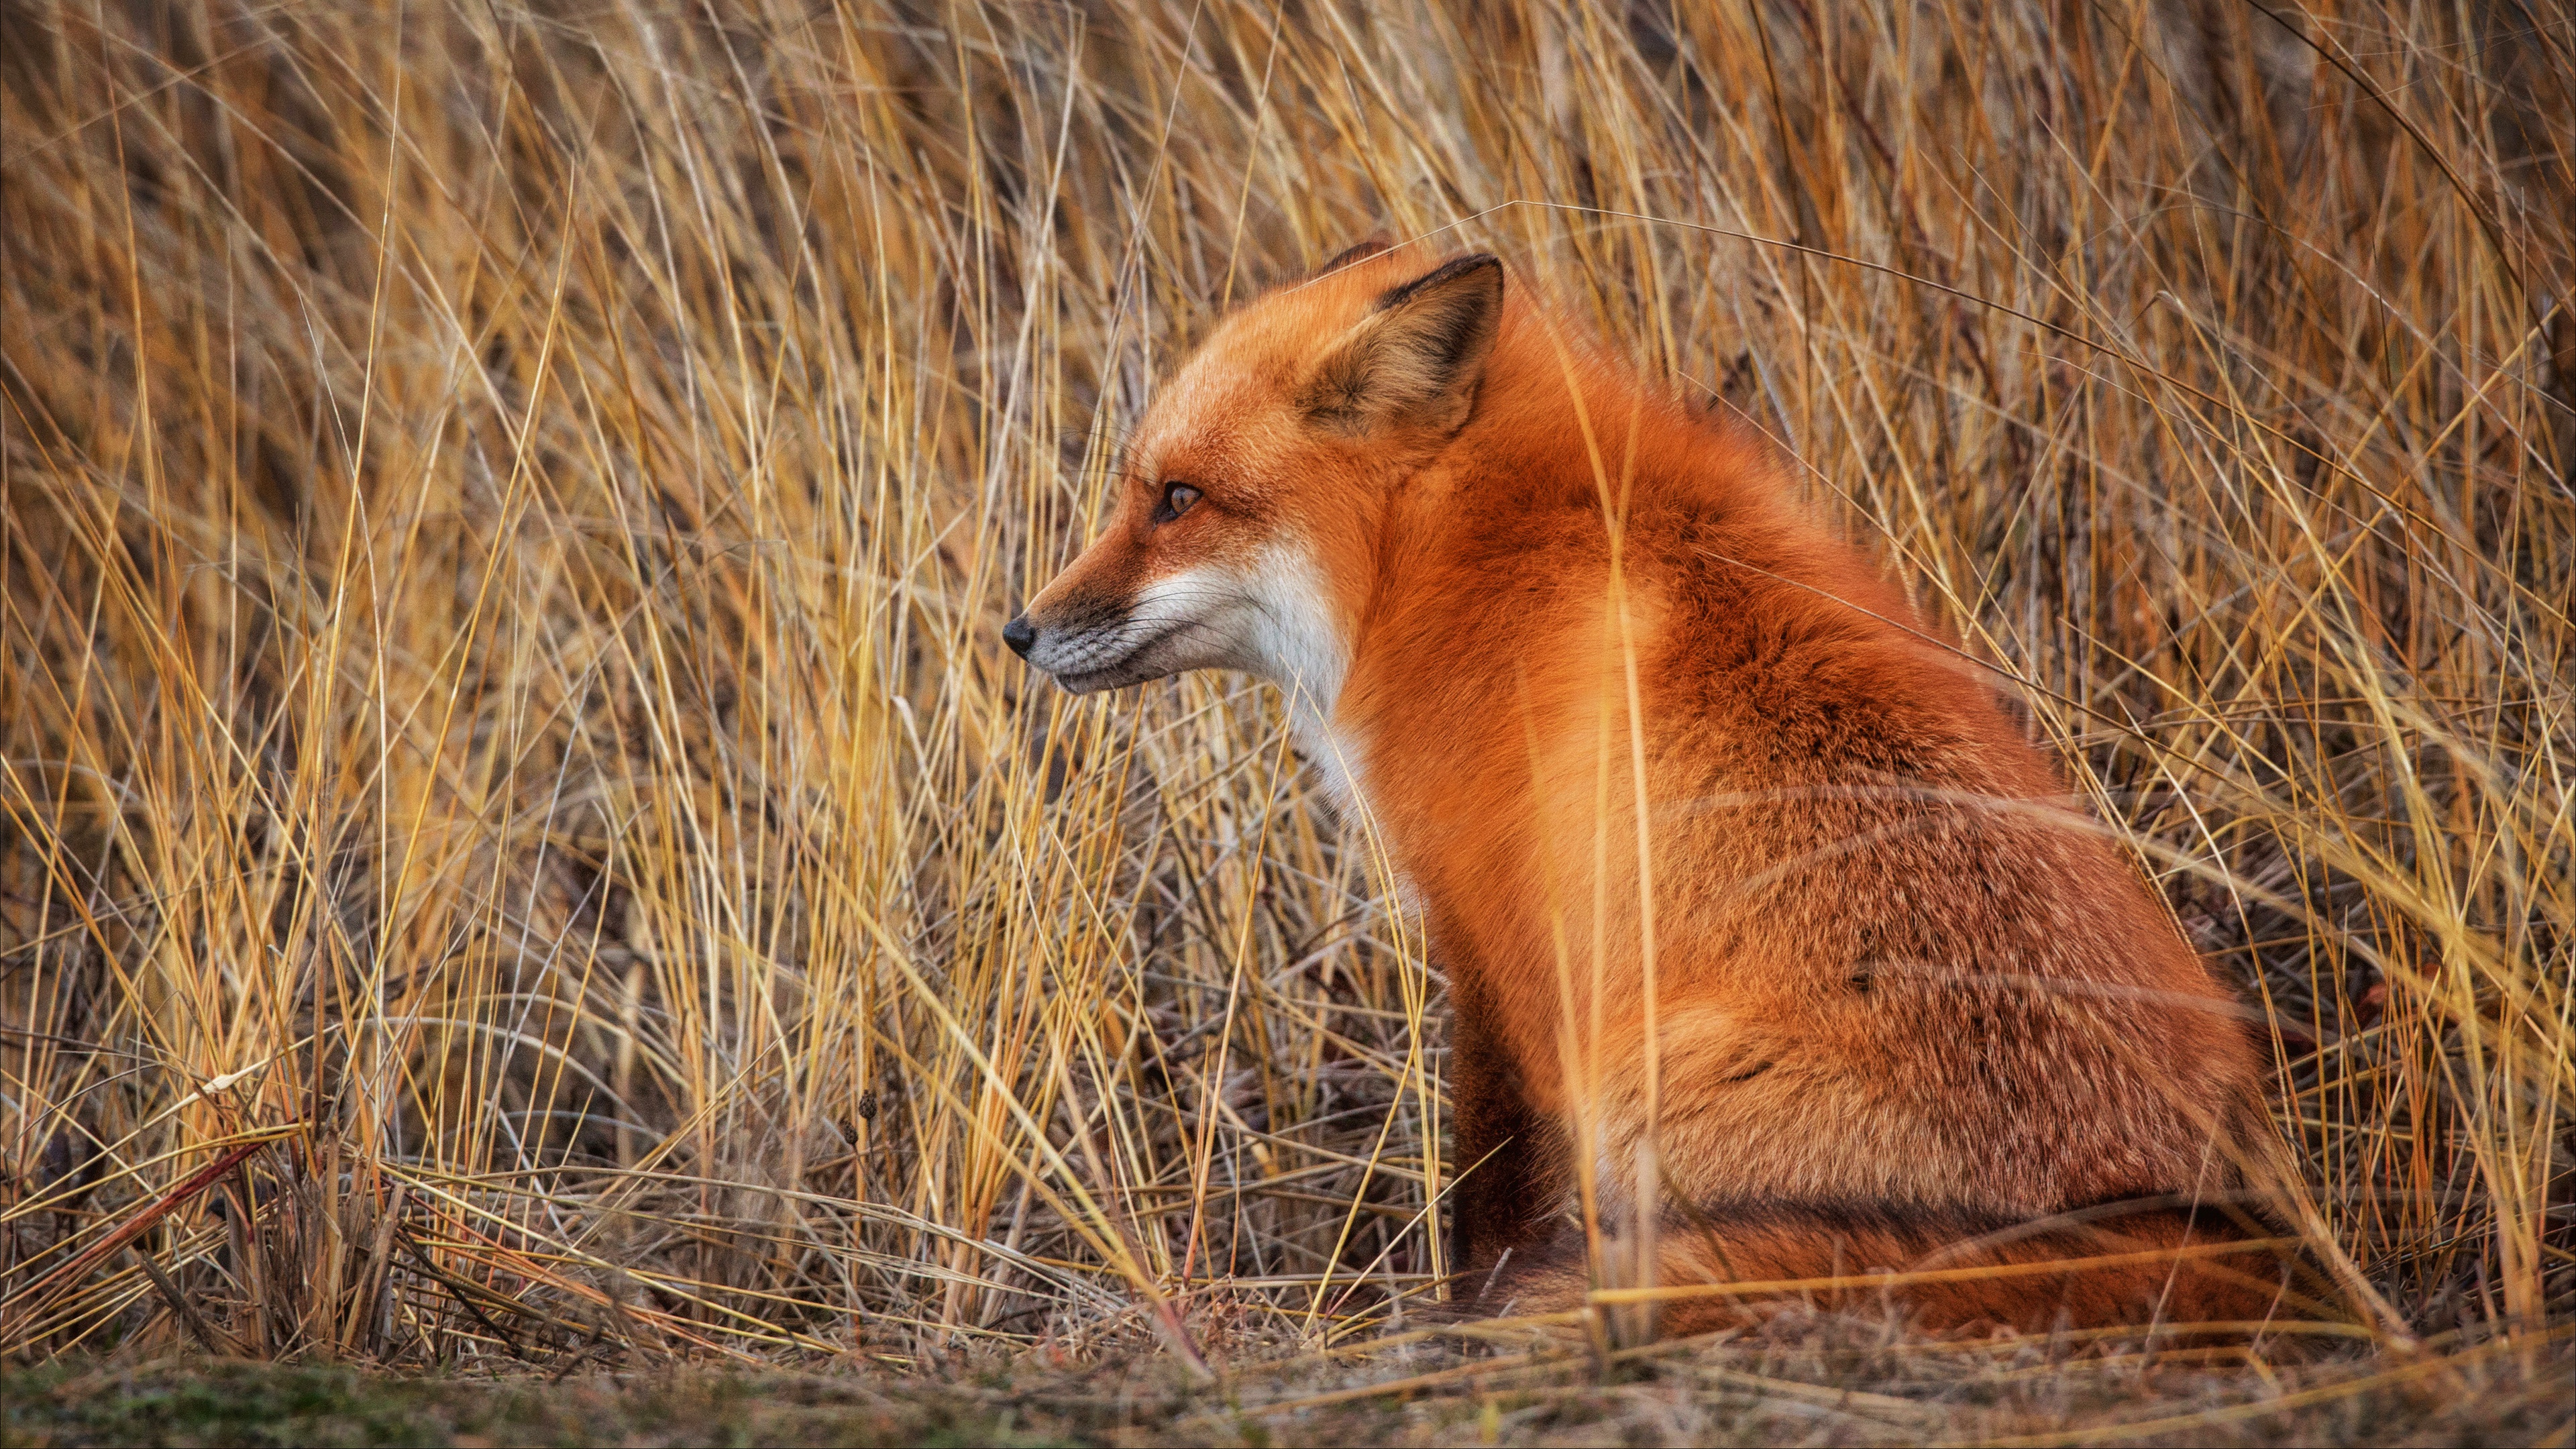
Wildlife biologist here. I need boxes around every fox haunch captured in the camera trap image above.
[1010,241,2292,1334]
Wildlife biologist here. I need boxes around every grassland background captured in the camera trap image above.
[1,0,2570,1440]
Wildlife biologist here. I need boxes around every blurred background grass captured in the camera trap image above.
[0,0,2568,1423]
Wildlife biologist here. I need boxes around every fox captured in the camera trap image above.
[1005,239,2299,1336]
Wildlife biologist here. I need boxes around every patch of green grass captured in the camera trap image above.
[7,1362,449,1449]
[1,1359,1106,1449]
[8,1336,2571,1449]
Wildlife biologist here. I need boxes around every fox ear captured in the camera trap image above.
[1310,233,1393,277]
[1302,253,1503,435]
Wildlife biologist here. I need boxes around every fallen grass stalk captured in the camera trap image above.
[1947,1324,2576,1449]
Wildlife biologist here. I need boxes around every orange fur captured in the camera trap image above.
[1010,244,2289,1335]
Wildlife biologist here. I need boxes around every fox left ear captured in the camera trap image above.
[1302,254,1503,436]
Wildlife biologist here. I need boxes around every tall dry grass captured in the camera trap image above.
[0,0,2567,1383]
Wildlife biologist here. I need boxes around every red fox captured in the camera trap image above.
[1006,240,2296,1334]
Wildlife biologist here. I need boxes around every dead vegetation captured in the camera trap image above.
[1,0,2569,1440]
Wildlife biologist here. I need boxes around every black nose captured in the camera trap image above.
[1002,615,1036,658]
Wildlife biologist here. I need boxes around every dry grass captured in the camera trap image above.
[1,0,2569,1438]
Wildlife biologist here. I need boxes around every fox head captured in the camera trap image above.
[1005,243,1507,712]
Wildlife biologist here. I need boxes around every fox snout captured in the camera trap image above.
[1006,594,1128,690]
[1010,553,1351,704]
[1006,576,1216,694]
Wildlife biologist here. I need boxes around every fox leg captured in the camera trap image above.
[1445,996,1566,1277]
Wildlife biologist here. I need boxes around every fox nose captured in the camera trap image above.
[1002,614,1036,659]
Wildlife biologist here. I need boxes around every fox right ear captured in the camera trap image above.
[1301,253,1503,436]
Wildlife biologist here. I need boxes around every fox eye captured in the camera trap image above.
[1154,482,1203,524]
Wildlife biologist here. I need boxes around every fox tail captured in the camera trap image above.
[1478,1199,2314,1336]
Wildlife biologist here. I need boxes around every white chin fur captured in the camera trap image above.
[1030,549,1364,804]
[1234,547,1348,713]
[1236,548,1367,816]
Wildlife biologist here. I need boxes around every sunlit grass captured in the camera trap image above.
[0,0,2567,1432]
